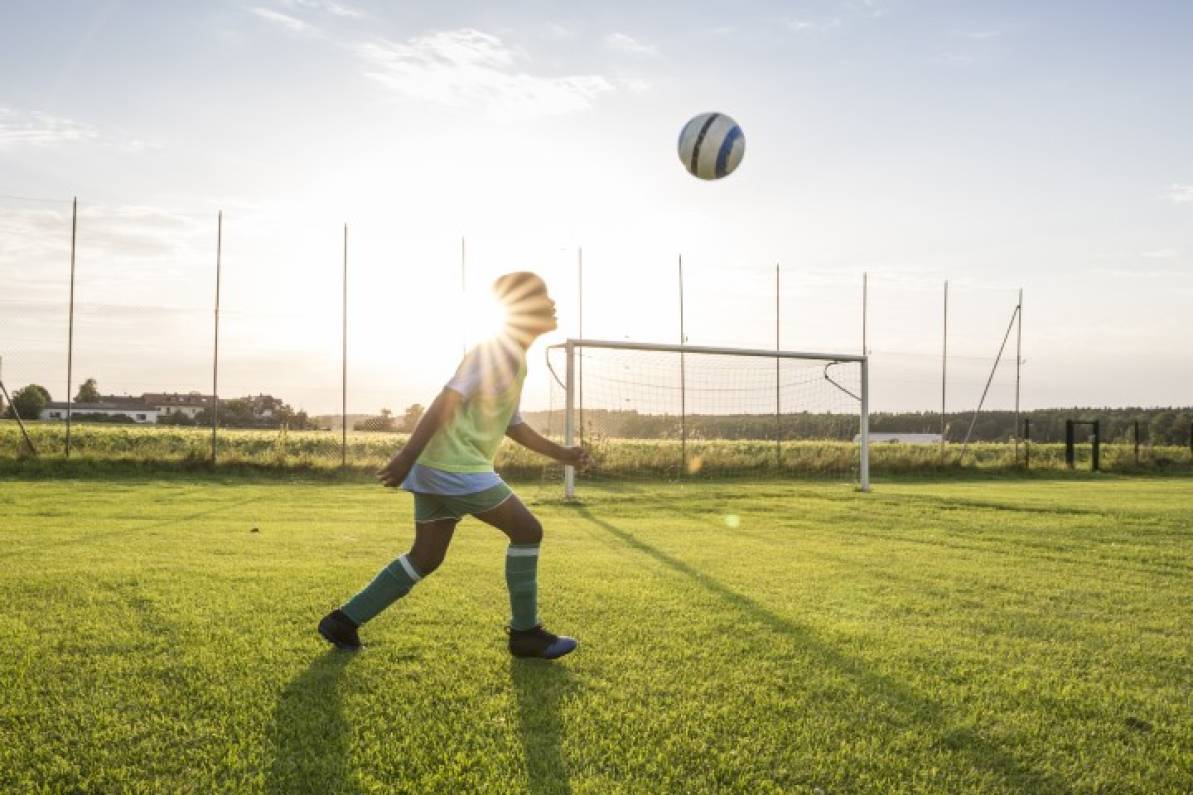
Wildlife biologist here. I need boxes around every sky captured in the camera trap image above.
[1,0,1190,418]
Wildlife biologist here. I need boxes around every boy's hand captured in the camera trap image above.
[559,446,590,470]
[377,451,414,488]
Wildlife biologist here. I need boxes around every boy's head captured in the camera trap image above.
[492,271,557,343]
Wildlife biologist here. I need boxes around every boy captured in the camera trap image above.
[318,272,588,659]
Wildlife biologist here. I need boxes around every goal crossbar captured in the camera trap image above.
[547,338,866,364]
[549,338,870,496]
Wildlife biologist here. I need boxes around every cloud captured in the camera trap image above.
[963,29,1002,39]
[852,0,887,18]
[0,107,99,149]
[1140,248,1178,259]
[356,29,615,121]
[1165,184,1193,204]
[249,7,320,35]
[286,0,362,18]
[618,77,652,94]
[0,204,203,270]
[604,32,658,56]
[785,17,841,32]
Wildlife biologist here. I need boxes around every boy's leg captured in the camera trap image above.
[320,518,456,649]
[342,518,457,624]
[474,493,577,659]
[475,494,542,629]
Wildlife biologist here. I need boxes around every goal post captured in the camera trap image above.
[548,338,870,498]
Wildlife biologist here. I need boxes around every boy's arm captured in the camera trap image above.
[506,422,590,468]
[376,388,462,487]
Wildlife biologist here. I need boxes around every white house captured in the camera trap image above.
[143,392,213,419]
[41,399,160,424]
[853,432,943,445]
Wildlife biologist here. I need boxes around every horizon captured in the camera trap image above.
[2,0,1190,417]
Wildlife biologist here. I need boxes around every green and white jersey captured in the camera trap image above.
[402,336,526,495]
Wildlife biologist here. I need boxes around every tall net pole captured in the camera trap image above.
[460,236,467,354]
[211,210,223,460]
[65,197,77,457]
[775,263,781,471]
[861,271,868,356]
[0,356,38,455]
[577,246,584,446]
[211,211,222,464]
[678,255,686,477]
[941,279,948,464]
[341,223,348,468]
[1014,287,1023,463]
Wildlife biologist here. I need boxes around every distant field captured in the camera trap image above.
[3,421,1191,479]
[1,476,1189,793]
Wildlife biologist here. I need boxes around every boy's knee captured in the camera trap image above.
[511,517,543,544]
[408,548,445,576]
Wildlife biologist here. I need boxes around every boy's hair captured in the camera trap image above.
[492,272,548,306]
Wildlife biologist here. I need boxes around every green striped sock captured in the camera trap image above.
[505,542,540,631]
[341,553,422,626]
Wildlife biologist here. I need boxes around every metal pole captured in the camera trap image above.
[65,197,77,457]
[564,340,576,499]
[342,223,348,468]
[460,236,467,353]
[941,279,948,463]
[860,356,870,492]
[959,302,1020,459]
[1065,420,1075,468]
[1014,288,1023,462]
[577,246,584,446]
[1023,417,1031,469]
[0,357,38,455]
[211,210,222,464]
[861,271,867,356]
[678,254,686,476]
[775,263,781,471]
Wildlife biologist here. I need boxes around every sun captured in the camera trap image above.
[462,288,510,348]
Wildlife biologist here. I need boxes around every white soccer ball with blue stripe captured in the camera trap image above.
[677,112,745,180]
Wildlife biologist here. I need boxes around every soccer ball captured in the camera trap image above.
[677,112,745,180]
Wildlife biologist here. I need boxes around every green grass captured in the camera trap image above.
[1,476,1190,793]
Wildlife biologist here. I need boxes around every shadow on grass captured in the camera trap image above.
[511,658,574,795]
[267,650,358,795]
[0,496,262,560]
[574,506,1073,794]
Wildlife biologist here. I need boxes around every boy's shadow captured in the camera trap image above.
[266,650,357,795]
[511,658,575,795]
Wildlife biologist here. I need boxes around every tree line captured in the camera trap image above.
[1,380,315,430]
[520,407,1193,446]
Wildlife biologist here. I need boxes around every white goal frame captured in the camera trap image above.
[550,338,870,497]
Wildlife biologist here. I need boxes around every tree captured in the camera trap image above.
[401,404,425,432]
[75,378,100,403]
[6,384,51,420]
[355,408,397,433]
[158,411,195,427]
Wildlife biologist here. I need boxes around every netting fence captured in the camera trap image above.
[3,193,1189,478]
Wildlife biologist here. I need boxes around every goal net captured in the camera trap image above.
[535,340,869,497]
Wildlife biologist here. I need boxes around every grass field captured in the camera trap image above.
[1,475,1190,793]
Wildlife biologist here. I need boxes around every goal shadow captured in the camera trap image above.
[573,506,1071,793]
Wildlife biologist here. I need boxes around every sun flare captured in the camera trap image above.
[462,288,511,348]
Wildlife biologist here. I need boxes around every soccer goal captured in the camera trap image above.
[543,339,870,498]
